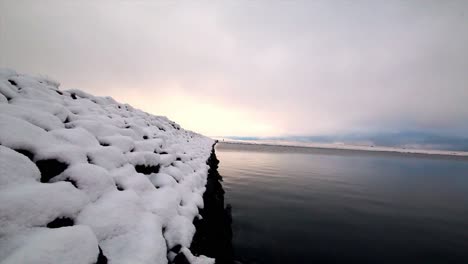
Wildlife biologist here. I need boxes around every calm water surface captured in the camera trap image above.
[215,143,468,264]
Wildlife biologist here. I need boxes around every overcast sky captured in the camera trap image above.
[1,0,468,137]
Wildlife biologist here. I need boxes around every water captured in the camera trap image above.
[215,143,468,264]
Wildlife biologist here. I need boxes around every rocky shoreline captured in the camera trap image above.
[185,142,234,264]
[0,69,216,264]
[150,141,235,264]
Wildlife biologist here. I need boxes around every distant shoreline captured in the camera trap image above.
[216,139,468,160]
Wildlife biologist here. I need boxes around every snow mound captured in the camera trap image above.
[0,69,214,264]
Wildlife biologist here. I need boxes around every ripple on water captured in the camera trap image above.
[216,143,468,264]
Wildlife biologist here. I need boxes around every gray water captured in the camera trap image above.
[215,142,468,264]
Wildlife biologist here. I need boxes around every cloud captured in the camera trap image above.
[2,0,468,136]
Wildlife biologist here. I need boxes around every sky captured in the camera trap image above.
[1,0,468,138]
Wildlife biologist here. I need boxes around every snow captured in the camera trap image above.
[164,215,196,250]
[0,103,64,131]
[49,127,100,148]
[0,226,99,264]
[0,68,215,264]
[0,146,40,187]
[180,248,215,264]
[50,163,115,202]
[0,182,88,234]
[220,138,468,157]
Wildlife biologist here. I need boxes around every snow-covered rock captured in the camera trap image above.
[0,69,215,264]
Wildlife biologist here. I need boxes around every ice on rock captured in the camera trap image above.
[0,68,215,263]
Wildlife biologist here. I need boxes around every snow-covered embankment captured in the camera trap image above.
[0,69,216,264]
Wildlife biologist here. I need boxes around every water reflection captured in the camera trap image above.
[216,143,468,264]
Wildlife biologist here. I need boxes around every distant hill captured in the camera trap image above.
[226,132,468,152]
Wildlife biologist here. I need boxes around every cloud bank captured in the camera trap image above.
[2,0,468,137]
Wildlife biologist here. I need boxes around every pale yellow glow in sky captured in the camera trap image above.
[108,86,279,137]
[3,1,468,138]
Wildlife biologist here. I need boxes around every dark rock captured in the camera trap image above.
[135,164,160,175]
[70,93,77,100]
[47,217,74,228]
[36,159,69,183]
[56,90,63,95]
[116,183,124,191]
[99,142,110,147]
[173,252,190,264]
[160,152,168,155]
[64,177,78,188]
[143,135,149,140]
[13,149,34,161]
[95,246,108,264]
[190,143,234,264]
[8,79,17,86]
[170,245,182,253]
